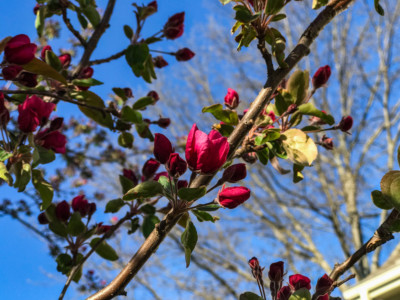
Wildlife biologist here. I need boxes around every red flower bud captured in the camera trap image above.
[268,261,284,282]
[4,34,37,65]
[17,72,38,87]
[153,56,169,68]
[55,200,71,222]
[315,274,333,297]
[72,195,90,217]
[312,65,331,89]
[320,135,333,150]
[148,1,157,10]
[38,212,49,224]
[88,202,96,216]
[222,163,247,183]
[154,133,173,164]
[58,53,71,68]
[41,45,52,60]
[177,180,188,189]
[96,224,112,234]
[80,67,94,79]
[248,257,263,280]
[142,158,161,179]
[18,95,55,132]
[123,169,138,186]
[277,286,292,300]
[185,124,229,174]
[123,88,133,98]
[175,48,195,61]
[0,92,10,128]
[153,171,168,181]
[49,117,64,131]
[34,4,41,15]
[147,90,159,101]
[2,65,23,80]
[167,153,187,177]
[218,186,251,209]
[289,274,311,290]
[337,116,353,132]
[157,117,170,129]
[248,0,254,7]
[163,12,185,40]
[224,88,239,109]
[35,129,67,154]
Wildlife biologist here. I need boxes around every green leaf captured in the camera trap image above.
[297,103,335,125]
[123,181,164,200]
[90,238,119,261]
[140,204,156,215]
[125,43,150,77]
[13,162,31,192]
[56,253,72,275]
[121,106,142,124]
[265,0,285,15]
[71,265,83,283]
[390,219,400,232]
[142,215,160,238]
[274,93,291,115]
[128,217,140,235]
[32,169,54,210]
[380,171,400,210]
[67,212,86,236]
[181,220,198,268]
[178,186,207,202]
[105,198,125,213]
[289,288,311,300]
[49,221,68,237]
[119,175,135,194]
[192,210,217,223]
[0,148,13,162]
[77,12,88,29]
[82,5,101,27]
[287,70,309,105]
[293,164,304,183]
[282,129,318,166]
[239,292,264,300]
[237,26,257,51]
[70,90,113,129]
[371,190,393,210]
[257,148,269,165]
[270,14,286,22]
[0,161,13,185]
[72,78,104,87]
[202,104,239,125]
[234,6,260,23]
[132,96,155,110]
[45,50,62,71]
[196,204,220,211]
[218,123,235,137]
[22,58,67,84]
[118,132,134,148]
[32,146,55,167]
[123,25,134,39]
[312,0,329,10]
[374,0,384,16]
[397,145,400,168]
[0,36,11,55]
[35,5,45,37]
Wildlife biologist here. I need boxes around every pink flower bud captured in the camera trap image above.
[312,65,331,89]
[268,261,284,282]
[123,169,138,186]
[4,34,37,65]
[157,117,170,129]
[315,274,333,297]
[142,158,160,179]
[289,274,311,290]
[18,95,55,132]
[38,212,49,224]
[167,153,187,177]
[177,180,188,189]
[17,72,38,87]
[35,129,67,154]
[147,90,159,101]
[154,133,173,164]
[175,48,195,62]
[41,45,52,60]
[277,286,292,300]
[224,88,239,109]
[58,53,71,68]
[309,110,327,126]
[0,92,10,128]
[185,124,229,174]
[153,171,168,181]
[163,12,185,40]
[338,116,353,132]
[222,163,247,183]
[218,186,250,209]
[55,200,71,222]
[2,65,23,80]
[153,56,168,68]
[248,257,263,280]
[320,135,333,150]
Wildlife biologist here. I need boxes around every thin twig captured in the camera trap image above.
[89,49,126,66]
[257,37,274,78]
[61,7,87,47]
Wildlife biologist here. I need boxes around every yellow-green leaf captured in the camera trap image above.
[22,58,67,84]
[282,129,318,166]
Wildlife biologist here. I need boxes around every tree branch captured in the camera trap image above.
[89,49,126,66]
[61,6,87,47]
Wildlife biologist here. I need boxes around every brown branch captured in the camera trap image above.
[87,1,357,299]
[61,6,87,47]
[329,209,400,281]
[257,38,274,78]
[89,49,126,66]
[73,0,117,77]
